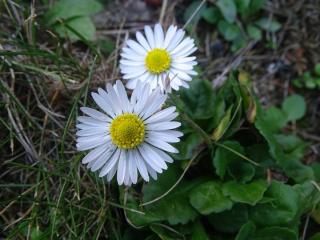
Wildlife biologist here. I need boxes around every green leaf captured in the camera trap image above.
[236,0,265,19]
[250,181,300,226]
[189,181,233,215]
[314,63,320,76]
[255,18,281,32]
[150,225,181,240]
[218,21,241,41]
[222,180,268,205]
[174,133,202,160]
[216,0,237,23]
[235,221,256,240]
[202,6,221,24]
[208,204,249,233]
[262,107,287,133]
[251,227,298,240]
[191,221,210,240]
[274,134,308,159]
[293,182,320,215]
[179,79,216,119]
[309,233,320,240]
[142,166,199,225]
[44,0,103,25]
[55,16,96,41]
[213,141,254,182]
[282,94,306,121]
[247,25,262,40]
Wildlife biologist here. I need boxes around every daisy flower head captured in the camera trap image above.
[76,80,183,186]
[120,23,198,92]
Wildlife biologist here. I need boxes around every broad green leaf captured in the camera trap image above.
[251,227,298,240]
[236,0,265,19]
[247,25,262,40]
[255,101,314,182]
[191,221,210,240]
[189,181,233,215]
[179,79,216,119]
[274,134,308,159]
[44,0,103,25]
[262,107,287,133]
[222,180,268,205]
[216,0,237,23]
[213,141,254,182]
[142,166,199,225]
[208,204,249,233]
[315,63,320,76]
[55,16,96,41]
[282,94,306,121]
[150,225,181,240]
[309,233,320,240]
[174,133,202,160]
[202,7,221,24]
[218,21,241,41]
[250,181,300,226]
[235,221,256,240]
[228,161,255,183]
[293,182,320,215]
[255,18,281,32]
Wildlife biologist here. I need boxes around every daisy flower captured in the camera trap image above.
[76,80,183,186]
[120,23,197,91]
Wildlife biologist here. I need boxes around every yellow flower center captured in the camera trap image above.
[145,48,171,74]
[110,113,145,149]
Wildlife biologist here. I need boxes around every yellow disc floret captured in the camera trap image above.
[110,113,145,149]
[145,48,171,74]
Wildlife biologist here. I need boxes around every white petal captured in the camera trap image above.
[171,62,194,71]
[126,39,147,55]
[147,121,181,131]
[107,162,118,182]
[139,143,167,171]
[146,163,158,180]
[123,68,146,80]
[91,92,114,117]
[151,146,174,163]
[76,135,110,151]
[77,133,109,143]
[154,23,164,48]
[141,93,167,120]
[91,145,116,171]
[128,150,138,184]
[82,144,108,164]
[134,149,149,182]
[147,131,180,143]
[115,80,131,112]
[76,128,108,137]
[117,150,127,185]
[170,37,194,55]
[144,25,155,49]
[172,56,196,63]
[144,106,177,124]
[145,138,179,153]
[77,116,106,127]
[136,31,151,51]
[80,107,111,122]
[121,52,145,61]
[106,84,123,114]
[167,29,185,52]
[163,25,177,49]
[124,159,131,186]
[99,148,121,177]
[76,123,108,130]
[120,59,145,67]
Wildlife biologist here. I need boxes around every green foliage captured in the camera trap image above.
[293,63,320,89]
[44,0,103,41]
[119,72,318,239]
[189,181,233,214]
[198,0,282,51]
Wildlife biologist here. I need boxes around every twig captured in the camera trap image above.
[183,0,206,29]
[159,0,168,25]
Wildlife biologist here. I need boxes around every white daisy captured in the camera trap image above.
[120,23,198,91]
[76,80,183,186]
